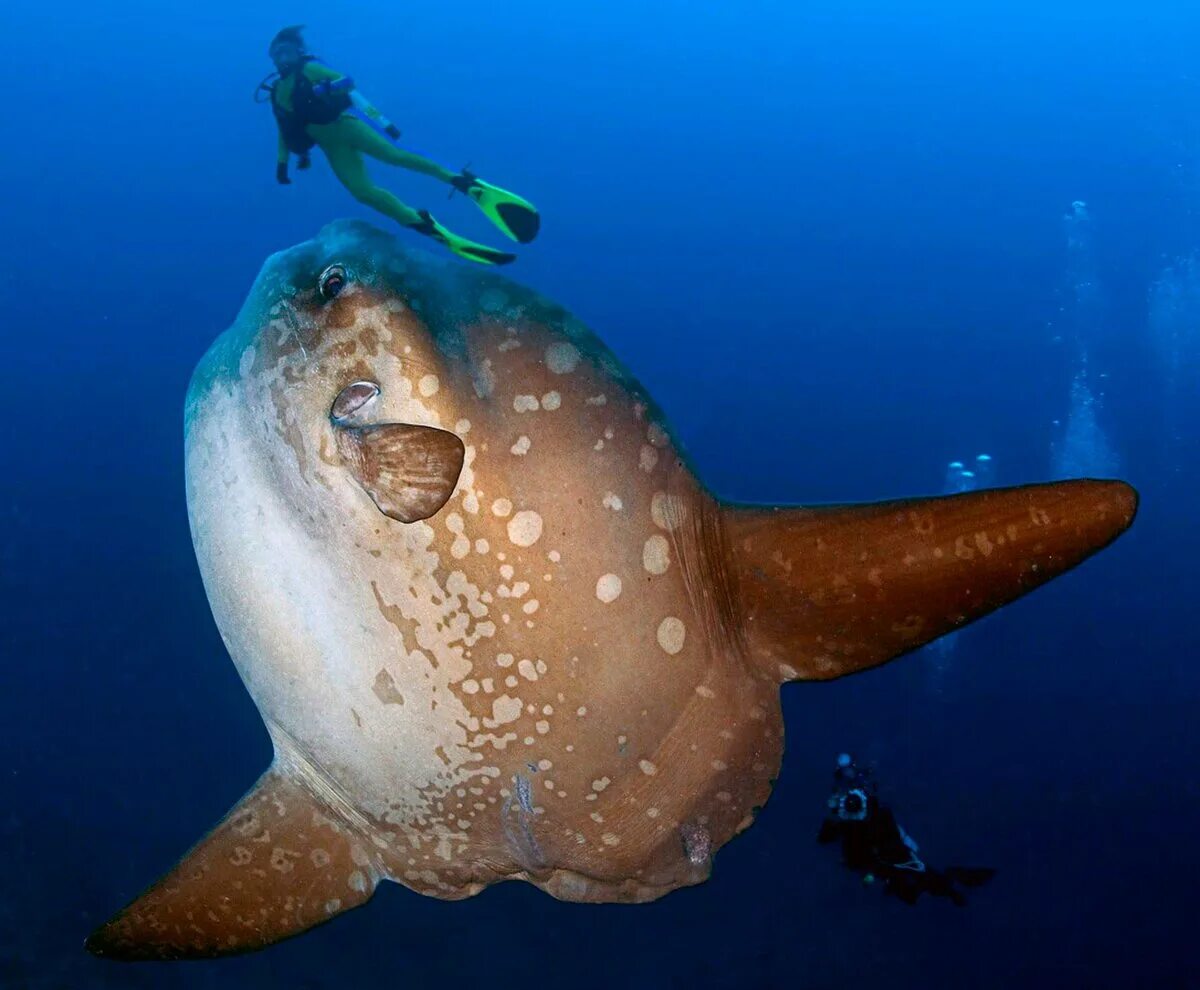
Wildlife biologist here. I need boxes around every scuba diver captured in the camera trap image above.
[818,754,995,906]
[258,25,540,266]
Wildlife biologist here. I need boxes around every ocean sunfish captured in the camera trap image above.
[88,221,1136,959]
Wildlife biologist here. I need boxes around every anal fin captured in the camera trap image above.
[86,766,380,960]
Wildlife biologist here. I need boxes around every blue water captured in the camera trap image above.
[3,3,1199,987]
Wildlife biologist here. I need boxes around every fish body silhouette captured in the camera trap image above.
[88,222,1137,959]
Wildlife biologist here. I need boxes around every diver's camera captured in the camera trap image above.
[319,264,348,301]
[838,788,868,821]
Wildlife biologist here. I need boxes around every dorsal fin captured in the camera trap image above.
[722,479,1137,682]
[86,767,381,960]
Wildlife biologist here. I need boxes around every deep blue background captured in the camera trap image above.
[2,2,1198,987]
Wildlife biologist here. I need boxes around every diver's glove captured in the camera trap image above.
[385,123,402,140]
[297,153,311,171]
[276,162,291,185]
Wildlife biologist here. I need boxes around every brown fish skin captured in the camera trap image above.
[725,480,1138,683]
[87,221,1137,960]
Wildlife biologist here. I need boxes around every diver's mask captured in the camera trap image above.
[269,42,303,73]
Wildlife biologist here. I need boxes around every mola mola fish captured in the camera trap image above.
[88,220,1136,959]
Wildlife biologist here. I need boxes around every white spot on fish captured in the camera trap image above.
[511,435,532,456]
[643,535,670,575]
[487,695,522,726]
[541,391,562,411]
[418,374,440,397]
[507,511,544,547]
[238,346,256,378]
[657,617,686,655]
[492,498,513,518]
[595,573,623,603]
[545,341,581,375]
[514,394,540,412]
[602,492,623,511]
[475,359,496,398]
[647,423,669,447]
[639,760,657,776]
[446,516,473,560]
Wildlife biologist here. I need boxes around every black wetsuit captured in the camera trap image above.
[819,794,994,906]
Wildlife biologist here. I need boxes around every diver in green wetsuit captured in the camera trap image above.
[263,26,539,266]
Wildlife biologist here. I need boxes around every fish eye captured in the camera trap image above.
[318,264,348,301]
[331,381,380,422]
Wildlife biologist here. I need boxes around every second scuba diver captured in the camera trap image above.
[818,754,995,906]
[261,25,539,266]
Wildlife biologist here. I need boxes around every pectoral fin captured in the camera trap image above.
[86,767,380,960]
[723,479,1137,682]
[336,423,465,523]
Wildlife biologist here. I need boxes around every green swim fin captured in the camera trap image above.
[410,210,516,266]
[451,170,541,244]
